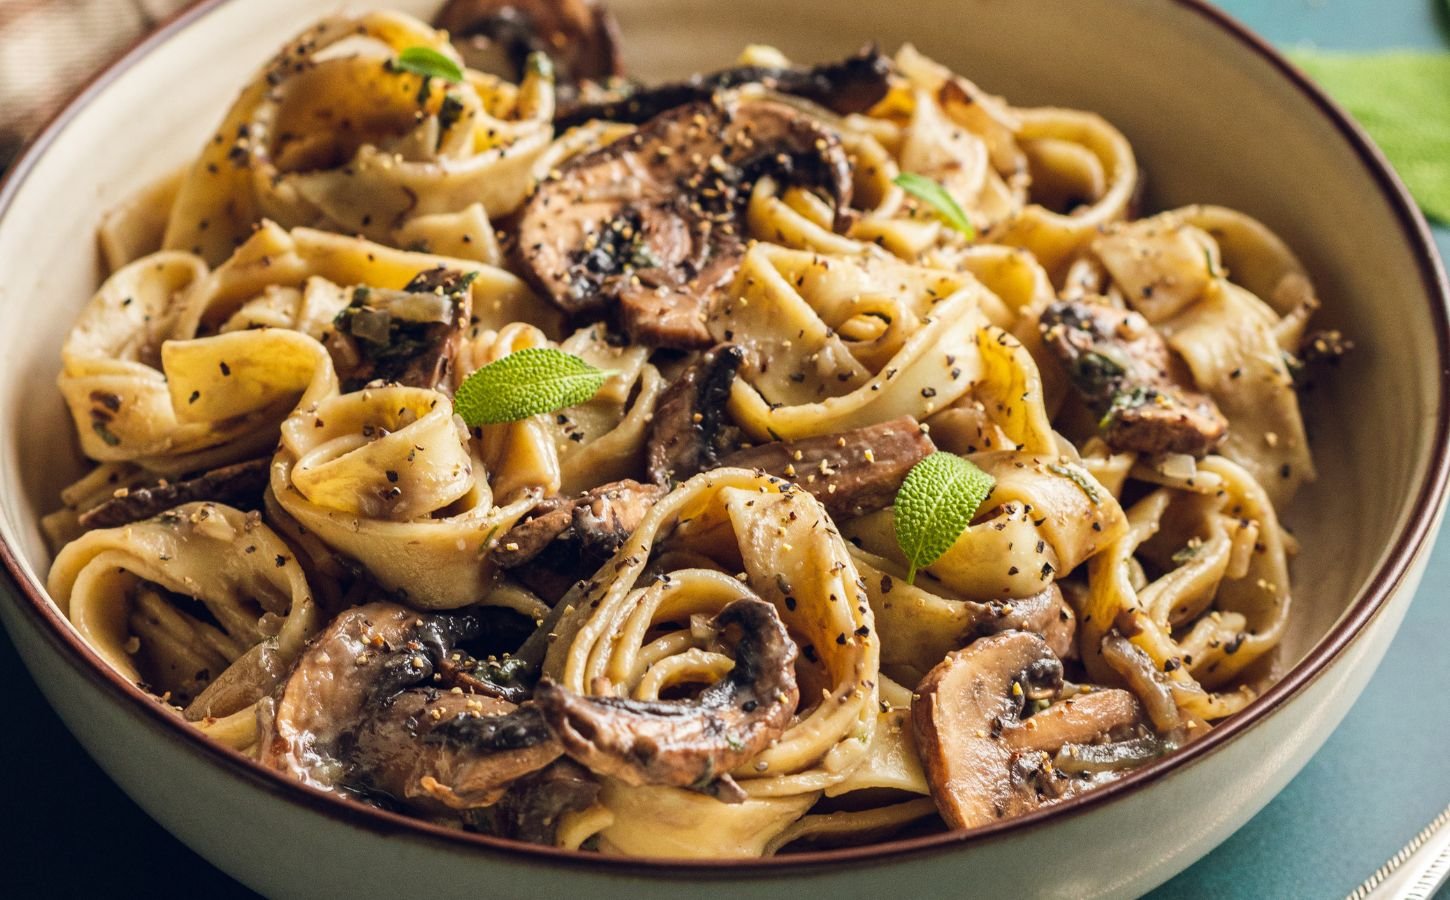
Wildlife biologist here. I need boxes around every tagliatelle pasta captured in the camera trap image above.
[43,5,1344,859]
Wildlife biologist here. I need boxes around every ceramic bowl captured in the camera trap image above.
[1,0,1446,896]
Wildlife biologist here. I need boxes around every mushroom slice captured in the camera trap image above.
[1039,299,1227,457]
[490,478,665,570]
[646,344,746,485]
[516,98,852,348]
[345,689,561,811]
[912,631,1148,830]
[434,0,622,83]
[490,758,602,843]
[1100,632,1182,733]
[76,457,269,529]
[717,415,935,519]
[553,45,893,130]
[266,601,553,797]
[534,597,798,788]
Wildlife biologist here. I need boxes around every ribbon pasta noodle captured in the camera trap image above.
[42,7,1342,859]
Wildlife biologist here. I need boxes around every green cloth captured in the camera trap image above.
[1288,47,1450,223]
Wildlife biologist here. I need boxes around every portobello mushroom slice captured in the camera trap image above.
[490,478,665,569]
[553,45,892,130]
[534,597,798,790]
[330,267,475,392]
[434,0,622,83]
[912,631,1149,830]
[716,415,936,518]
[488,758,602,843]
[77,457,269,529]
[344,689,561,812]
[1039,300,1227,457]
[646,344,746,485]
[516,98,852,348]
[265,602,557,804]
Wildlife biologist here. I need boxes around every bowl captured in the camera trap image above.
[1,0,1446,896]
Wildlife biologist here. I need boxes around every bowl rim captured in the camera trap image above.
[1,0,1447,877]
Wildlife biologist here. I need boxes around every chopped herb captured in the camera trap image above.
[1046,462,1101,506]
[893,172,977,239]
[391,46,464,83]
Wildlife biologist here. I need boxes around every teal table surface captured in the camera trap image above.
[1152,2,1450,898]
[1,2,1447,898]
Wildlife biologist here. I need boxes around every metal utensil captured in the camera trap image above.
[1347,802,1450,899]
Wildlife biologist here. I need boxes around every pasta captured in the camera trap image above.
[43,3,1348,858]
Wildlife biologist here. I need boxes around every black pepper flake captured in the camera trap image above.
[1008,566,1019,576]
[880,574,893,594]
[188,390,200,404]
[219,361,231,376]
[784,596,797,611]
[835,633,847,645]
[802,644,818,662]
[1279,463,1292,479]
[854,625,870,637]
[1040,562,1054,579]
[275,555,286,567]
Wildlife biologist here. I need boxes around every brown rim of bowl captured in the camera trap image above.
[0,0,1447,878]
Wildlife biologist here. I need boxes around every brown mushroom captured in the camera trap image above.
[433,0,622,83]
[265,602,557,806]
[77,457,269,530]
[645,344,746,484]
[716,416,936,519]
[1100,631,1182,734]
[344,689,561,812]
[912,631,1150,830]
[964,583,1077,661]
[487,758,602,843]
[553,45,892,130]
[1039,300,1227,457]
[534,597,798,790]
[516,98,852,348]
[489,478,666,601]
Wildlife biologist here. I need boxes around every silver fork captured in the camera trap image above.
[1347,802,1450,899]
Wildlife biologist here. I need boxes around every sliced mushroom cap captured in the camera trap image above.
[1039,300,1227,457]
[534,597,799,788]
[717,415,936,519]
[344,689,561,811]
[77,457,269,530]
[265,601,556,803]
[646,344,746,484]
[517,98,852,348]
[490,478,666,602]
[434,0,622,83]
[966,583,1076,661]
[489,758,602,843]
[553,46,893,130]
[912,630,1148,830]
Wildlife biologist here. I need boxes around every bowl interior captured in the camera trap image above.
[0,0,1441,778]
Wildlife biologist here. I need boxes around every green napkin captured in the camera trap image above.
[1287,46,1450,224]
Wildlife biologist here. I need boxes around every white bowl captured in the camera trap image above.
[1,0,1446,896]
